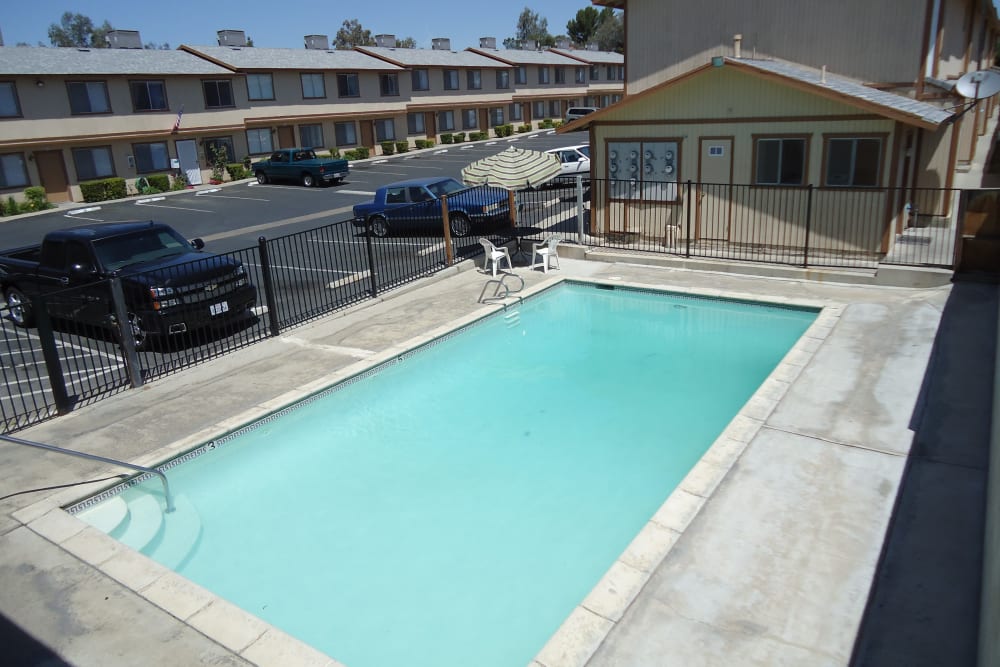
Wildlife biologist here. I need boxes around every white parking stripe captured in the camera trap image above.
[242,261,351,276]
[135,202,212,212]
[337,190,376,196]
[194,194,269,201]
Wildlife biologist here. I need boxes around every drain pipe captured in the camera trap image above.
[0,434,175,513]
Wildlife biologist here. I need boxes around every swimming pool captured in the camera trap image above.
[71,281,817,667]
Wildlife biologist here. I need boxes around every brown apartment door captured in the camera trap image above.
[425,112,436,139]
[360,121,374,150]
[479,109,489,132]
[277,126,295,148]
[35,150,70,202]
[696,137,734,241]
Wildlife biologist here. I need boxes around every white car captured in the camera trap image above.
[545,145,591,183]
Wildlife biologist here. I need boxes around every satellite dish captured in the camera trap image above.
[955,70,1000,100]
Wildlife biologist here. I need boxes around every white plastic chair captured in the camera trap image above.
[479,238,513,277]
[530,237,562,273]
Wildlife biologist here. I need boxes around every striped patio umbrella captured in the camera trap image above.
[461,146,562,189]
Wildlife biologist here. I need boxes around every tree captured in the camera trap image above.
[47,12,113,48]
[593,10,624,53]
[397,37,417,49]
[503,7,554,49]
[144,42,171,50]
[566,7,607,46]
[334,19,375,49]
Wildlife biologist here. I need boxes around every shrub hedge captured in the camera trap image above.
[80,177,127,203]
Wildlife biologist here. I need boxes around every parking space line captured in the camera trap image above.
[136,202,212,212]
[337,190,376,196]
[65,213,105,221]
[327,270,372,289]
[67,206,102,216]
[194,194,269,201]
[243,261,351,276]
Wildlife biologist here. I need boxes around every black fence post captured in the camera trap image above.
[257,236,281,337]
[33,297,72,415]
[109,277,143,388]
[363,222,379,298]
[803,184,814,268]
[685,180,692,258]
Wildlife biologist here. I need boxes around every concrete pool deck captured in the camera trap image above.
[0,257,989,666]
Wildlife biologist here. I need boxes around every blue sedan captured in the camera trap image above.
[352,177,510,237]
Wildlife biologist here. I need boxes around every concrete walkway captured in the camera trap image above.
[0,257,988,667]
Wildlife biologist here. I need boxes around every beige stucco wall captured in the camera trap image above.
[937,0,974,80]
[623,0,928,94]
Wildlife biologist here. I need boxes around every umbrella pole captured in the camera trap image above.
[441,194,454,266]
[508,190,517,228]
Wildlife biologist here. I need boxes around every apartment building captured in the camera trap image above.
[567,0,998,253]
[0,29,624,204]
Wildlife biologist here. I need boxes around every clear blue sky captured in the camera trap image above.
[1,1,601,49]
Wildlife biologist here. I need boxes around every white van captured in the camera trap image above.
[564,107,598,124]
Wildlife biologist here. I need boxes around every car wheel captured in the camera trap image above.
[4,286,34,327]
[302,173,315,187]
[256,172,268,185]
[369,216,390,238]
[125,311,149,351]
[449,213,472,238]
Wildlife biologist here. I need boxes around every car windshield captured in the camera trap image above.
[426,179,466,197]
[579,146,590,158]
[93,228,193,271]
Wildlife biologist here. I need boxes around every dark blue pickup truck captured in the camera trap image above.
[253,148,349,187]
[0,221,256,349]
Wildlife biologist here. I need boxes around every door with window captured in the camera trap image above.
[175,139,202,185]
[277,126,295,148]
[697,138,733,241]
[35,150,70,202]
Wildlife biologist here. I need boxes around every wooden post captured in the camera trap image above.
[441,194,454,266]
[509,189,517,228]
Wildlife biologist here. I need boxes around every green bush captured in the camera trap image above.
[80,177,127,203]
[170,172,188,191]
[328,148,342,158]
[395,141,409,153]
[540,119,555,129]
[470,131,488,141]
[226,163,249,181]
[7,196,19,215]
[22,186,53,212]
[380,141,395,155]
[441,133,454,144]
[343,147,371,161]
[518,124,531,133]
[147,174,170,191]
[453,132,466,143]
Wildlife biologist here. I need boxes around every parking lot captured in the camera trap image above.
[0,131,588,431]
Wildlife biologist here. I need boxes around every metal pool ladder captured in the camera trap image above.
[478,272,524,306]
[0,434,175,513]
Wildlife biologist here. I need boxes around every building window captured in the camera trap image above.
[299,124,324,148]
[301,73,326,99]
[374,119,395,142]
[133,142,170,173]
[203,80,234,108]
[462,109,478,130]
[246,128,274,155]
[538,67,550,84]
[575,67,586,84]
[754,137,807,186]
[509,102,523,121]
[67,81,111,114]
[72,146,115,181]
[438,110,455,131]
[606,65,617,80]
[824,137,882,187]
[549,100,561,117]
[496,70,510,89]
[246,73,274,101]
[0,153,29,188]
[0,82,21,117]
[129,80,167,111]
[555,68,566,84]
[337,73,360,98]
[335,122,357,146]
[532,101,545,118]
[407,112,425,134]
[617,65,625,79]
[467,70,482,90]
[490,107,504,127]
[443,69,459,90]
[204,137,235,164]
[379,74,399,97]
[590,65,600,81]
[412,69,429,91]
[515,66,527,85]
[608,140,680,202]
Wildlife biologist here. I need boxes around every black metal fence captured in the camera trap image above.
[0,178,964,433]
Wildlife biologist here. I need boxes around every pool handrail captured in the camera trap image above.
[0,434,175,513]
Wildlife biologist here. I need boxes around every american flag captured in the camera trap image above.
[171,105,184,133]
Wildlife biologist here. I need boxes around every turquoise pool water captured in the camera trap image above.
[75,283,816,667]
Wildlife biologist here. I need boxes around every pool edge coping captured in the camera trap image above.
[15,275,842,667]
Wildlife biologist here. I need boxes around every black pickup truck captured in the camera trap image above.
[0,221,257,349]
